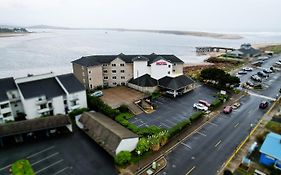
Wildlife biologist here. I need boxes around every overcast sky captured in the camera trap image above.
[0,0,281,32]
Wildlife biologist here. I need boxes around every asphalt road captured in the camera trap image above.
[160,55,281,175]
[0,127,117,175]
[129,85,218,129]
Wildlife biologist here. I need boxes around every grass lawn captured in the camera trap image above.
[260,44,281,54]
[11,159,35,175]
[265,121,281,134]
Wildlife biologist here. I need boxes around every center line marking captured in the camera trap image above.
[197,131,207,137]
[186,166,196,175]
[35,159,64,174]
[215,140,222,148]
[234,123,240,128]
[181,142,192,149]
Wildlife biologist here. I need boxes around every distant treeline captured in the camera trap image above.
[0,27,28,33]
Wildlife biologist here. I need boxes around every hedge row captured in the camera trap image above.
[68,108,89,118]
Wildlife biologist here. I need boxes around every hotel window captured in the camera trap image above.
[121,76,125,79]
[113,82,117,86]
[40,104,47,109]
[103,64,108,66]
[103,69,108,73]
[173,63,176,66]
[121,82,126,85]
[120,63,125,67]
[120,70,125,73]
[112,70,117,73]
[90,84,93,89]
[88,70,91,74]
[0,103,9,109]
[173,69,175,72]
[3,112,12,118]
[112,64,116,67]
[112,76,117,79]
[168,65,171,68]
[104,76,109,80]
[168,71,170,74]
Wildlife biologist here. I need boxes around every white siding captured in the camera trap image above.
[115,137,139,155]
[150,59,173,80]
[133,61,150,79]
[52,96,65,115]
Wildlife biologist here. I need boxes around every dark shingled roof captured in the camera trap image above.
[57,73,85,93]
[79,112,138,156]
[158,75,194,90]
[18,78,65,99]
[0,115,71,137]
[0,77,17,102]
[72,53,184,67]
[128,74,158,87]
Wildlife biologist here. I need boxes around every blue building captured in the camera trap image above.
[259,132,281,170]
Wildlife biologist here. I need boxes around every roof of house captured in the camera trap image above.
[79,112,138,156]
[57,73,85,93]
[158,75,194,90]
[128,74,158,87]
[238,47,260,56]
[0,77,17,102]
[72,53,184,67]
[260,132,281,161]
[17,77,66,99]
[0,115,71,137]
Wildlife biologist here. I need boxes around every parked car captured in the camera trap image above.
[232,102,241,109]
[198,100,211,107]
[257,71,269,78]
[91,90,103,97]
[243,67,253,71]
[275,61,281,66]
[252,61,264,66]
[263,68,273,73]
[251,75,262,82]
[223,106,233,114]
[193,103,208,111]
[246,81,254,87]
[259,101,269,109]
[238,70,248,75]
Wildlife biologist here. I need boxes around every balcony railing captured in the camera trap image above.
[38,107,53,113]
[35,99,47,105]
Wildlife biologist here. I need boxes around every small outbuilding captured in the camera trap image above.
[259,132,281,170]
[78,112,139,156]
[128,74,158,93]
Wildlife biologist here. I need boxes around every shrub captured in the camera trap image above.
[266,121,281,134]
[68,108,89,118]
[137,125,164,137]
[11,159,35,175]
[118,104,129,113]
[135,138,150,155]
[114,151,132,166]
[211,98,222,108]
[190,112,204,122]
[168,118,191,138]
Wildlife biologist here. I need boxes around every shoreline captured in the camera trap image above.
[0,32,29,38]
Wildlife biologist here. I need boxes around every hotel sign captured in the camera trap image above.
[156,61,167,65]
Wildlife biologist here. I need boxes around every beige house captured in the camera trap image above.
[72,53,185,90]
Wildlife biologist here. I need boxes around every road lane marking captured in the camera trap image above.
[234,123,240,128]
[180,142,192,149]
[31,152,59,165]
[35,159,64,174]
[186,166,196,175]
[215,140,222,148]
[196,131,207,137]
[26,146,55,159]
[207,121,218,127]
[52,167,70,175]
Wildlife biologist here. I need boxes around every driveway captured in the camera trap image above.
[129,85,218,129]
[0,127,117,175]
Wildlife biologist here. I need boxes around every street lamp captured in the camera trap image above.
[137,150,141,170]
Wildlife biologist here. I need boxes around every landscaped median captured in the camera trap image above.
[10,159,35,175]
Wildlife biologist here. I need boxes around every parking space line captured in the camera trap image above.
[35,159,64,174]
[215,140,222,148]
[207,121,218,127]
[165,119,177,126]
[234,123,239,128]
[52,167,70,175]
[160,122,170,128]
[180,142,192,149]
[0,164,11,171]
[186,166,196,175]
[197,131,207,137]
[27,146,55,159]
[31,152,59,165]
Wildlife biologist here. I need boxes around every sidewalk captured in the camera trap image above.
[122,92,245,175]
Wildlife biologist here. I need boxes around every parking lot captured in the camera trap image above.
[128,85,218,129]
[100,86,146,109]
[0,127,117,175]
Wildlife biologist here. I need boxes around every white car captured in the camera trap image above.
[91,90,103,97]
[193,103,208,111]
[275,61,281,65]
[243,67,253,71]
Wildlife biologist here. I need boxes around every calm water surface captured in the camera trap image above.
[1,29,281,78]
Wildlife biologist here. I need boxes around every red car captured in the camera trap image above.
[198,100,211,107]
[223,106,233,114]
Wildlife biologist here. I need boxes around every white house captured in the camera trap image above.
[0,72,87,122]
[78,112,139,156]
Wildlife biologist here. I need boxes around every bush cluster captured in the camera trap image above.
[68,108,89,118]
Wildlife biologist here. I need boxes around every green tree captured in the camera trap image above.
[114,151,132,166]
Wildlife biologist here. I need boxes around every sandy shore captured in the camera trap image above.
[0,33,27,38]
[252,43,281,49]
